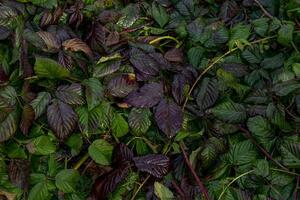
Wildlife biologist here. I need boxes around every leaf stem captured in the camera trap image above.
[149,36,181,48]
[73,153,89,170]
[180,142,211,200]
[217,170,255,200]
[254,0,274,19]
[130,175,150,200]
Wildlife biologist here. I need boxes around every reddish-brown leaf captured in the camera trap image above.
[164,48,184,63]
[58,51,73,69]
[47,99,78,141]
[91,167,129,199]
[133,154,170,178]
[37,31,61,53]
[106,32,120,46]
[8,159,29,191]
[62,38,93,59]
[107,74,138,98]
[20,104,35,135]
[20,40,33,78]
[125,83,164,108]
[155,99,183,137]
[40,10,53,27]
[113,143,134,166]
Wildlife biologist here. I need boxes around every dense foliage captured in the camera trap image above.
[0,0,300,199]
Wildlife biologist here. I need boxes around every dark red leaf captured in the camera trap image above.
[133,154,170,178]
[164,48,184,63]
[113,143,134,166]
[85,22,107,51]
[98,10,121,24]
[107,74,138,98]
[55,83,85,105]
[8,159,29,191]
[62,38,93,59]
[58,51,73,69]
[37,31,61,53]
[91,167,129,199]
[47,99,78,141]
[172,74,186,105]
[20,105,35,136]
[20,40,33,78]
[106,32,120,46]
[155,99,183,137]
[125,83,164,108]
[40,10,53,27]
[0,65,9,84]
[130,48,160,80]
[0,26,11,40]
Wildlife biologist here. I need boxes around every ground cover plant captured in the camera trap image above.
[0,0,300,199]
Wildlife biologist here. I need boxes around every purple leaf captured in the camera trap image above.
[8,159,29,191]
[113,143,134,166]
[55,83,85,105]
[91,167,129,199]
[133,154,170,178]
[155,99,183,137]
[130,48,160,80]
[125,83,164,108]
[47,99,78,141]
[107,74,138,98]
[172,74,186,105]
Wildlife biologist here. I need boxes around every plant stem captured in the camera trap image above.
[182,47,238,110]
[130,175,150,200]
[239,126,289,171]
[270,168,300,176]
[254,0,274,19]
[217,170,254,200]
[73,153,89,170]
[180,142,211,200]
[149,36,181,48]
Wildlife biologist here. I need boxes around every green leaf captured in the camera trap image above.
[254,159,269,177]
[112,113,129,138]
[88,139,113,165]
[266,103,292,132]
[273,80,300,96]
[0,110,19,142]
[28,135,56,155]
[30,92,51,119]
[34,57,69,79]
[128,108,151,136]
[6,142,27,159]
[211,101,246,123]
[277,23,294,46]
[227,140,258,165]
[188,46,204,68]
[30,0,57,9]
[55,169,80,193]
[154,182,174,200]
[252,18,269,36]
[247,116,275,151]
[196,78,219,110]
[28,181,55,200]
[83,78,103,110]
[280,140,300,168]
[152,2,169,28]
[260,53,284,69]
[66,134,83,155]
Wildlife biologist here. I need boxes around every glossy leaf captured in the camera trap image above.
[125,83,164,108]
[128,108,151,136]
[55,83,85,105]
[88,139,113,165]
[34,57,69,79]
[47,99,78,140]
[133,154,170,178]
[155,99,183,137]
[30,92,51,119]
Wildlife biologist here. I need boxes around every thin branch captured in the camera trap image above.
[254,0,274,19]
[179,142,211,200]
[171,180,185,198]
[238,126,289,171]
[130,175,150,200]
